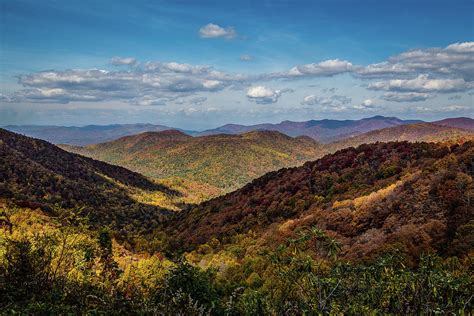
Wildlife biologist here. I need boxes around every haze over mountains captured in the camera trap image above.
[6,116,473,146]
[4,123,185,146]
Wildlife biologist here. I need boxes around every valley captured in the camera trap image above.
[1,118,473,314]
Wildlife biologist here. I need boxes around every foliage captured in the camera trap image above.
[0,206,472,314]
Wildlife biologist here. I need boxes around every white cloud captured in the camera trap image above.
[301,95,333,106]
[199,23,237,39]
[442,105,470,112]
[246,86,290,104]
[353,99,377,110]
[381,92,432,102]
[358,42,474,80]
[368,74,472,93]
[111,56,137,66]
[287,59,354,77]
[445,42,474,53]
[8,61,248,105]
[240,54,253,61]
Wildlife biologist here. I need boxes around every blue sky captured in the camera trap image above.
[1,0,473,129]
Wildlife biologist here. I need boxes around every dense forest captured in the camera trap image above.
[0,130,473,314]
[63,122,473,204]
[64,130,327,200]
[0,128,176,239]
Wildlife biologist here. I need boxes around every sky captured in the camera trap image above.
[0,0,473,130]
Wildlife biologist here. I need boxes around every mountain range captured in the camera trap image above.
[62,121,474,202]
[3,123,186,146]
[1,124,473,314]
[198,115,424,142]
[6,116,473,146]
[62,130,327,199]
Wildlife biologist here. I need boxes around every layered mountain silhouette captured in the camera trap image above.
[63,130,327,198]
[7,116,472,146]
[198,116,423,142]
[4,123,186,146]
[62,121,473,201]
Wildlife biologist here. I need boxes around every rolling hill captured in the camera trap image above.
[199,115,422,142]
[434,117,474,131]
[327,122,474,152]
[3,123,188,146]
[165,141,474,261]
[0,128,174,236]
[63,130,327,198]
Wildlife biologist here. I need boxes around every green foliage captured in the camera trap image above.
[65,130,326,200]
[1,203,473,315]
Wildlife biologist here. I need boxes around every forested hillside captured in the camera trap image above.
[0,128,174,237]
[166,141,474,262]
[327,123,474,152]
[63,130,327,198]
[1,131,472,314]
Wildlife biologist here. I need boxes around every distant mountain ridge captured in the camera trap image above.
[5,116,472,145]
[433,117,474,131]
[4,123,190,146]
[327,122,474,152]
[198,115,424,142]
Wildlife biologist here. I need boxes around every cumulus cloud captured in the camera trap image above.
[353,99,377,110]
[3,41,473,111]
[357,42,474,80]
[240,54,253,61]
[286,59,354,77]
[111,56,137,66]
[442,105,470,112]
[6,61,249,105]
[300,95,332,106]
[381,92,432,102]
[300,94,351,111]
[246,86,291,104]
[199,23,237,39]
[367,74,472,93]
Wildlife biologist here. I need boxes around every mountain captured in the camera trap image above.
[327,122,474,152]
[0,128,174,236]
[63,130,327,199]
[199,116,422,142]
[434,117,474,131]
[3,123,193,146]
[166,141,474,261]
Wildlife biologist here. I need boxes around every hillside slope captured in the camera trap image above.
[63,130,327,197]
[434,117,474,132]
[327,123,474,152]
[166,141,474,261]
[0,128,174,235]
